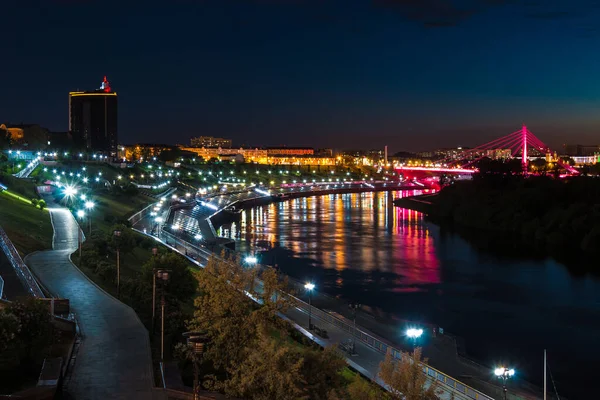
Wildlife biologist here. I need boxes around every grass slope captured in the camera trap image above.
[0,192,52,256]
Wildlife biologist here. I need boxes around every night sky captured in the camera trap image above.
[3,0,600,151]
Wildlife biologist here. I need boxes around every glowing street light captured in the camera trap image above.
[84,201,95,234]
[76,210,85,219]
[64,185,77,198]
[494,367,515,400]
[304,282,315,329]
[244,256,258,265]
[407,328,424,347]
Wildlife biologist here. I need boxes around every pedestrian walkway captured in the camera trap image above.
[26,204,155,400]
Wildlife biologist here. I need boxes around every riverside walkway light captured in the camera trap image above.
[494,367,515,400]
[304,283,315,329]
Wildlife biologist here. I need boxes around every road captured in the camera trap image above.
[26,202,155,400]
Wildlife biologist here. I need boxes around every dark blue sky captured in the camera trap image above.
[2,0,600,151]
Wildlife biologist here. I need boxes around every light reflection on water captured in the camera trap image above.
[223,190,441,292]
[218,190,600,399]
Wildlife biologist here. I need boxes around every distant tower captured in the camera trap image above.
[521,124,527,172]
[69,76,118,155]
[384,146,388,165]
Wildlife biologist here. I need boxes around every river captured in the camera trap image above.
[217,190,598,399]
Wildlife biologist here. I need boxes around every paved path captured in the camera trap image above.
[26,205,155,400]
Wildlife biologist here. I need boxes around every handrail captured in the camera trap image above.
[0,225,44,298]
[13,157,40,178]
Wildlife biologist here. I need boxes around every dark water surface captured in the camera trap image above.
[220,191,598,399]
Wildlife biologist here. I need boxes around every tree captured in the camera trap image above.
[141,252,196,304]
[346,373,385,400]
[109,224,136,255]
[300,346,347,399]
[189,255,259,371]
[223,331,306,399]
[0,128,12,149]
[0,299,54,368]
[378,347,440,400]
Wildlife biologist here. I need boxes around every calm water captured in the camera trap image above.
[220,191,600,399]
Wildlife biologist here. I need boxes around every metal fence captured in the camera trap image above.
[0,225,44,298]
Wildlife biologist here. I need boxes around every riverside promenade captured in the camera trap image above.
[26,200,155,400]
[131,187,548,400]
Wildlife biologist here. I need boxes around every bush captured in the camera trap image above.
[37,199,46,210]
[31,198,38,207]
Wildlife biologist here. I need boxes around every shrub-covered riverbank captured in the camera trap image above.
[397,175,600,267]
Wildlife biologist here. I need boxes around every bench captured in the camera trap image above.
[310,324,329,338]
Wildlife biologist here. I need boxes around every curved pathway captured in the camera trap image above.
[26,205,155,400]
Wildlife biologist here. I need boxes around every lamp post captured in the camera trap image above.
[151,248,158,333]
[349,302,361,354]
[304,282,315,330]
[156,269,171,362]
[494,367,515,400]
[113,230,121,298]
[407,328,424,348]
[183,332,207,400]
[76,210,85,259]
[84,201,95,235]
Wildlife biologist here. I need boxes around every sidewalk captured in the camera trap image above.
[26,203,155,400]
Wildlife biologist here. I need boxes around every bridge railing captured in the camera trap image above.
[0,225,44,298]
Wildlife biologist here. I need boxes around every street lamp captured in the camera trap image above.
[407,328,424,347]
[76,210,85,259]
[494,367,515,400]
[113,230,122,298]
[304,282,315,330]
[154,269,171,362]
[63,185,77,198]
[84,201,95,235]
[244,255,258,265]
[349,302,361,354]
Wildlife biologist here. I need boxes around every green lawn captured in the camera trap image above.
[0,192,52,256]
[0,174,39,199]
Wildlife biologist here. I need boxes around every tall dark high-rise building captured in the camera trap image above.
[69,76,118,154]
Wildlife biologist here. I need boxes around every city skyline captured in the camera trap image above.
[3,1,600,151]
